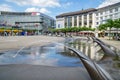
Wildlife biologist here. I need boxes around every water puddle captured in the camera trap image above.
[0,43,82,67]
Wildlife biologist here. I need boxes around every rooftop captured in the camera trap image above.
[97,2,120,10]
[56,8,97,18]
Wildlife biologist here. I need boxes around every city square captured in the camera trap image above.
[0,0,120,80]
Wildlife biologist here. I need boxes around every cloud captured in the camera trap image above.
[6,0,61,7]
[25,7,51,14]
[62,2,73,8]
[39,8,51,13]
[0,4,13,11]
[97,0,120,8]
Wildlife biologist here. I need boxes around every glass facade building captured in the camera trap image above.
[0,11,55,34]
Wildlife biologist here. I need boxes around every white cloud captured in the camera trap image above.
[98,0,120,8]
[25,7,51,14]
[39,8,51,13]
[25,7,39,12]
[62,2,73,8]
[0,4,13,11]
[6,0,61,7]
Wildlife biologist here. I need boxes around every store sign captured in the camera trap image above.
[31,12,40,16]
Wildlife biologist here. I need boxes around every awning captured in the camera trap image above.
[0,29,22,32]
[105,30,120,33]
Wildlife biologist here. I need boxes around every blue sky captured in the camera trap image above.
[0,0,120,18]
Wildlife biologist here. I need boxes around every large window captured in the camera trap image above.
[115,8,118,12]
[100,12,103,15]
[114,13,118,18]
[79,15,82,26]
[74,16,77,26]
[96,13,98,16]
[64,17,67,27]
[84,14,87,26]
[96,22,99,25]
[109,9,113,13]
[68,16,72,27]
[110,15,113,19]
[89,14,92,20]
[84,14,87,20]
[100,17,103,20]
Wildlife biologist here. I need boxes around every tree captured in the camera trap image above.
[106,19,115,40]
[98,24,107,37]
[114,19,120,36]
[98,24,107,31]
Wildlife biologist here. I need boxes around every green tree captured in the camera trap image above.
[114,18,120,37]
[106,19,115,39]
[98,24,107,31]
[98,24,107,37]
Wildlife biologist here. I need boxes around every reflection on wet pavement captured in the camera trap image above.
[66,38,120,80]
[0,38,120,80]
[0,44,82,67]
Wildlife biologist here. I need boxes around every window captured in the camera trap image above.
[79,15,81,21]
[114,13,118,18]
[115,8,118,12]
[100,12,103,15]
[96,22,99,25]
[84,14,87,20]
[89,20,92,25]
[110,9,113,13]
[89,14,92,20]
[68,17,72,27]
[84,21,87,25]
[105,16,107,19]
[74,16,77,26]
[79,16,82,26]
[105,10,108,14]
[100,17,103,20]
[96,13,98,16]
[58,24,60,28]
[96,17,99,20]
[64,17,67,27]
[79,22,81,26]
[110,15,113,19]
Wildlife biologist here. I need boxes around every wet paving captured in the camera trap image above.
[0,38,120,80]
[0,43,83,67]
[66,38,120,80]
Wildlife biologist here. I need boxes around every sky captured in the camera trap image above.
[0,0,120,18]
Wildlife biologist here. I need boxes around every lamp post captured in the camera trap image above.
[35,24,39,35]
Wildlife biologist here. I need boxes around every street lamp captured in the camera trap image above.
[35,24,39,35]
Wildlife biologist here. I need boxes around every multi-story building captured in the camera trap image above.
[56,8,97,29]
[95,2,120,37]
[95,2,120,28]
[56,2,120,31]
[0,11,55,34]
[56,2,120,37]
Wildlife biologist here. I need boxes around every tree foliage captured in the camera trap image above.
[98,18,120,39]
[51,27,95,33]
[98,18,120,31]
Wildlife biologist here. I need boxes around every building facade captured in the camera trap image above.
[95,2,120,37]
[56,2,120,31]
[0,11,55,34]
[95,2,120,28]
[56,8,97,29]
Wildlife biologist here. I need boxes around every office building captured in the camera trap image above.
[56,8,97,29]
[95,2,120,27]
[0,11,55,34]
